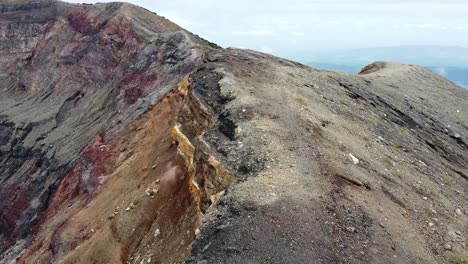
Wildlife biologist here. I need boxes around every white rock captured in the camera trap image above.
[444,243,452,251]
[348,154,360,165]
[455,208,462,215]
[154,228,161,237]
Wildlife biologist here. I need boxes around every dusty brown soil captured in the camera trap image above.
[0,2,467,264]
[187,50,467,264]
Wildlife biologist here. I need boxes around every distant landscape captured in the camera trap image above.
[306,46,468,89]
[1,2,468,263]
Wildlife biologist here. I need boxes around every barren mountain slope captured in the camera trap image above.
[187,50,467,264]
[0,0,217,262]
[0,1,467,264]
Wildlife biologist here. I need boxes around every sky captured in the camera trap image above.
[66,0,468,62]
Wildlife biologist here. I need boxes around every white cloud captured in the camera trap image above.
[416,23,448,30]
[291,31,305,37]
[260,46,274,54]
[233,29,278,37]
[434,67,447,75]
[63,0,468,59]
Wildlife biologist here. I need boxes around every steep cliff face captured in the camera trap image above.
[0,1,467,264]
[0,0,220,261]
[16,79,232,263]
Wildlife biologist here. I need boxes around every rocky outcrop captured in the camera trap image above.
[16,79,232,264]
[0,1,467,264]
[0,1,212,261]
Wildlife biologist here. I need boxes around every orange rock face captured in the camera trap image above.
[20,79,233,263]
[0,2,216,261]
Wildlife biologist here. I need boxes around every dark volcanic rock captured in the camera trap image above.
[0,0,209,260]
[0,1,467,264]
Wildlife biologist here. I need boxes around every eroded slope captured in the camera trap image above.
[0,1,466,264]
[188,49,467,264]
[0,0,210,261]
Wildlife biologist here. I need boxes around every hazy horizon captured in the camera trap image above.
[65,0,468,88]
[66,0,468,62]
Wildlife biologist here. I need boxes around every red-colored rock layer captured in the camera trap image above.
[0,1,219,262]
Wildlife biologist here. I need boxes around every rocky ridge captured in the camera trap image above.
[0,1,467,264]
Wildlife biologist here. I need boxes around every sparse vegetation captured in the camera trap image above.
[450,253,468,264]
[391,142,402,149]
[397,127,412,139]
[441,175,454,186]
[295,96,308,106]
[383,157,393,168]
[394,171,404,179]
[428,187,440,199]
[367,117,377,125]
